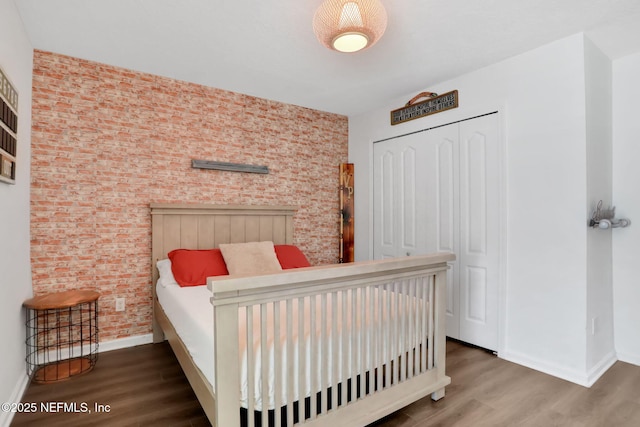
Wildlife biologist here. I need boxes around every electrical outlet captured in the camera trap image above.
[591,317,598,335]
[115,297,125,312]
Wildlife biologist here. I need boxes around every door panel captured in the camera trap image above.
[421,126,460,339]
[398,139,428,257]
[459,114,499,350]
[437,139,455,253]
[374,135,428,258]
[466,136,487,254]
[436,137,459,336]
[374,148,396,259]
[401,147,417,252]
[465,266,488,322]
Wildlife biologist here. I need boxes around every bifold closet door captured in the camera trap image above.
[421,124,460,341]
[373,113,499,351]
[373,125,460,339]
[458,114,499,350]
[373,134,430,259]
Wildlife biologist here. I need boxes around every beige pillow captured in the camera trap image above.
[219,241,282,275]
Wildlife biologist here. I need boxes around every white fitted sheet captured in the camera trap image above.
[156,284,215,390]
[156,283,428,412]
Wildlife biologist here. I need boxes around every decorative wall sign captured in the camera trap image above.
[339,163,354,263]
[0,66,18,184]
[390,90,458,126]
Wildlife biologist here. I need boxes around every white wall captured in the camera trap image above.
[584,37,615,375]
[0,1,33,426]
[350,33,614,385]
[612,51,640,365]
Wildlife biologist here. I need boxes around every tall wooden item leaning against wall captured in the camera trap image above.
[0,66,18,184]
[339,163,354,263]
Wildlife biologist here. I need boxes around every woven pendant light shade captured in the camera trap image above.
[313,0,388,53]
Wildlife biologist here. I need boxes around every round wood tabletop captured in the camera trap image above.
[23,290,100,310]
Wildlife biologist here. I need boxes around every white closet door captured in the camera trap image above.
[421,125,460,340]
[373,125,460,337]
[373,135,429,258]
[458,114,499,350]
[373,113,500,351]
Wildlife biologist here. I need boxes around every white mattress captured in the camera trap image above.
[156,284,215,390]
[156,283,427,411]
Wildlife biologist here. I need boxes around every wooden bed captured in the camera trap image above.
[151,203,453,427]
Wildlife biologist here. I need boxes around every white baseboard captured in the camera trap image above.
[617,351,640,367]
[32,333,155,365]
[501,349,617,387]
[98,333,154,353]
[0,372,30,427]
[585,351,618,387]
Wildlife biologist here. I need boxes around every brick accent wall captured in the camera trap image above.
[30,50,348,341]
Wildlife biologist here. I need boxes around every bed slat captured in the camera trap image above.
[320,293,328,415]
[246,306,255,427]
[330,292,338,412]
[376,285,383,392]
[274,302,282,427]
[340,289,348,410]
[260,303,269,427]
[297,297,305,424]
[286,299,294,427]
[349,287,357,404]
[428,276,435,371]
[407,279,415,380]
[309,296,317,421]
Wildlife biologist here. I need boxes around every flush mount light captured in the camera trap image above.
[313,0,388,53]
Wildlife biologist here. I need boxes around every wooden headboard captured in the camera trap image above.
[150,203,297,291]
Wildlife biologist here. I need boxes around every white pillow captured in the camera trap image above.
[219,241,282,276]
[156,258,179,287]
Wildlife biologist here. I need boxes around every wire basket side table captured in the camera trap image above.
[23,290,100,383]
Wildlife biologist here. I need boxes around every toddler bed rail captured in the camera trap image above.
[210,253,453,427]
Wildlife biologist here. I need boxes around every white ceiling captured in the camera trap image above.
[13,0,640,116]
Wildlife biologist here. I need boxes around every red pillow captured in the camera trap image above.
[274,245,311,269]
[167,249,229,287]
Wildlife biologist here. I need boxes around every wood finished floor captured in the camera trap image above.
[12,340,640,427]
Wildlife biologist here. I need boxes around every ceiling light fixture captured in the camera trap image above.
[313,0,388,53]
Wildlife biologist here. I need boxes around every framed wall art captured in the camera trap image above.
[0,65,18,184]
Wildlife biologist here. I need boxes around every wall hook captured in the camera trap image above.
[589,200,631,229]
